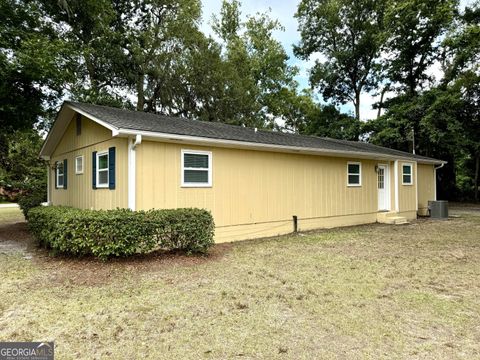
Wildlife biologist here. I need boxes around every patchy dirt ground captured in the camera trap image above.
[0,205,479,359]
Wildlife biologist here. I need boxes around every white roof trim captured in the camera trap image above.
[116,128,446,165]
[67,104,118,133]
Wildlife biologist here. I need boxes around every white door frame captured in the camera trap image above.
[377,163,391,211]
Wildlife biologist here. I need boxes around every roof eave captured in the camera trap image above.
[116,128,446,164]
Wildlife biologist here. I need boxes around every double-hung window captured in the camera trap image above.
[75,155,84,174]
[402,163,413,185]
[181,150,212,187]
[96,151,109,188]
[347,162,362,186]
[56,161,64,188]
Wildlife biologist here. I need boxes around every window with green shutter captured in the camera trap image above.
[56,161,64,188]
[181,150,212,187]
[96,151,109,188]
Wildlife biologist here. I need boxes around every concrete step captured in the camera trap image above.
[377,212,409,225]
[388,216,408,225]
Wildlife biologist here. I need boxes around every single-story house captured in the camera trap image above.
[39,101,446,243]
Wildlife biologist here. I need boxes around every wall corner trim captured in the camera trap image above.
[127,136,140,211]
[414,162,418,211]
[394,160,399,212]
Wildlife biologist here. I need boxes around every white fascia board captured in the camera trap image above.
[39,104,71,158]
[67,104,118,133]
[116,128,445,164]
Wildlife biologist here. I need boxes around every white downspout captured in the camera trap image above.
[434,163,445,201]
[128,134,142,210]
[394,160,399,212]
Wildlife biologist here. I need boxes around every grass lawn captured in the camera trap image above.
[1,207,479,359]
[0,207,22,223]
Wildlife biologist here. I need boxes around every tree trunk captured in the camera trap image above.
[354,91,360,120]
[136,73,145,111]
[475,153,479,202]
[376,86,388,119]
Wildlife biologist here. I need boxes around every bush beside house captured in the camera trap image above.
[27,206,215,259]
[18,189,45,219]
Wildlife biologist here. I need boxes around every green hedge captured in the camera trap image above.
[18,191,45,219]
[27,206,215,259]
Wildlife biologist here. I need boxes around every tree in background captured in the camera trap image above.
[39,0,128,107]
[277,89,360,140]
[211,0,298,127]
[295,0,387,120]
[384,0,458,96]
[115,0,204,113]
[364,1,479,200]
[442,2,480,200]
[0,131,46,201]
[0,0,72,201]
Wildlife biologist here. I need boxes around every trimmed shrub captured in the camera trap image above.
[18,190,46,219]
[27,206,215,259]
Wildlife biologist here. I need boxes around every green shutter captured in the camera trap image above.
[63,159,67,189]
[108,147,115,189]
[92,151,97,189]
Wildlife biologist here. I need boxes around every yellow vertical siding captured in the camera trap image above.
[50,116,128,209]
[397,161,417,219]
[417,164,435,215]
[136,141,380,242]
[389,161,395,211]
[52,115,112,154]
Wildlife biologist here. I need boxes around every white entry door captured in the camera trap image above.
[377,165,389,211]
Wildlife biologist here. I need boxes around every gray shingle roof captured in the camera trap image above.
[66,101,443,164]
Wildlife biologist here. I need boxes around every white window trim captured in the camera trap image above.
[96,151,109,188]
[181,149,212,188]
[75,155,84,174]
[347,161,362,187]
[402,163,413,185]
[56,161,64,189]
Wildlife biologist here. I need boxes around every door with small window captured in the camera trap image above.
[377,165,389,211]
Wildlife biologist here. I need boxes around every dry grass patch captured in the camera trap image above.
[0,207,24,223]
[0,206,479,359]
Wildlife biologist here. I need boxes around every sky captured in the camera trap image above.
[199,0,475,121]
